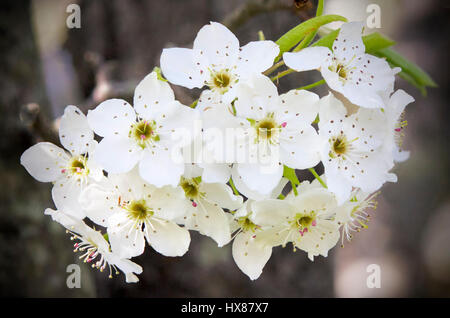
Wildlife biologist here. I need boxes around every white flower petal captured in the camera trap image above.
[200,182,243,210]
[150,186,188,221]
[145,218,190,257]
[93,137,140,174]
[87,99,136,138]
[45,208,88,235]
[160,48,206,89]
[59,105,94,155]
[133,72,175,119]
[200,163,232,184]
[52,178,85,219]
[324,168,352,205]
[104,252,142,276]
[108,213,146,258]
[236,40,279,77]
[193,22,239,68]
[79,180,119,227]
[232,231,272,280]
[234,74,279,119]
[333,22,365,62]
[20,142,70,182]
[295,220,340,261]
[318,92,347,126]
[139,148,184,187]
[125,273,139,283]
[235,162,283,195]
[185,200,231,247]
[251,199,293,227]
[283,46,331,72]
[387,89,414,118]
[278,89,320,125]
[280,125,321,169]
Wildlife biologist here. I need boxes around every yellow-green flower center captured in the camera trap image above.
[130,120,159,148]
[126,200,153,221]
[180,177,202,200]
[67,156,89,176]
[208,69,236,94]
[329,63,348,80]
[237,216,259,233]
[292,211,317,235]
[333,137,347,155]
[252,113,281,144]
[213,71,230,88]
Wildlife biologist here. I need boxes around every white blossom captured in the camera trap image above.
[176,165,243,247]
[230,178,287,280]
[283,22,399,109]
[21,105,103,219]
[318,92,396,204]
[45,208,142,283]
[380,89,415,164]
[334,189,378,247]
[231,74,322,196]
[87,71,199,187]
[251,180,340,261]
[80,168,190,258]
[160,22,279,104]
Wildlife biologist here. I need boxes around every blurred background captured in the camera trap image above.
[0,0,448,297]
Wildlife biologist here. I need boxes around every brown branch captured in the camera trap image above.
[222,0,294,32]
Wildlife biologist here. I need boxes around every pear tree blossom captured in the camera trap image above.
[334,188,378,247]
[379,89,415,164]
[79,168,191,258]
[230,178,288,280]
[175,165,243,247]
[160,21,280,104]
[317,92,397,204]
[45,208,142,283]
[283,22,400,109]
[87,71,199,187]
[251,180,340,262]
[231,74,322,197]
[21,105,103,219]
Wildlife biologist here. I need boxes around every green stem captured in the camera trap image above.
[190,99,198,108]
[283,165,300,196]
[229,177,240,196]
[308,168,327,188]
[263,60,285,76]
[292,183,299,196]
[271,68,294,82]
[297,79,326,90]
[258,30,265,41]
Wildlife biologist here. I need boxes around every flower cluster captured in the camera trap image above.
[21,21,414,281]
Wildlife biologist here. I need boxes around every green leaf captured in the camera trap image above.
[312,29,340,48]
[375,47,437,95]
[313,30,395,53]
[362,32,396,53]
[275,14,347,60]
